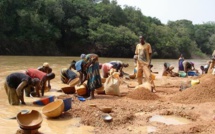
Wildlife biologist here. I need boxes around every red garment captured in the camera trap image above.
[102,63,113,75]
[26,68,46,80]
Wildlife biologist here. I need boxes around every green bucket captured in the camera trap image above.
[179,71,187,77]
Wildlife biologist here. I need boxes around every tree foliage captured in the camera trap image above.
[0,0,215,58]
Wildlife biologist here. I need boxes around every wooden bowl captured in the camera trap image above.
[61,86,75,94]
[42,99,64,118]
[127,82,137,88]
[75,85,87,96]
[89,104,97,107]
[16,110,43,130]
[129,74,136,79]
[100,107,112,113]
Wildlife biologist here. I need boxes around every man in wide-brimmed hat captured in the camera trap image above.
[38,62,53,89]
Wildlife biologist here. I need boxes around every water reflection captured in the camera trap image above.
[149,115,191,125]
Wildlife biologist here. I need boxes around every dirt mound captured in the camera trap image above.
[68,96,146,132]
[171,74,215,103]
[127,87,159,100]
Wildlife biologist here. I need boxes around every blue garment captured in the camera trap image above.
[84,54,102,92]
[134,68,137,74]
[75,60,84,72]
[66,70,77,79]
[109,61,122,71]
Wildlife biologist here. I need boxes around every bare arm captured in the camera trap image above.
[47,68,52,88]
[16,81,28,105]
[149,53,152,65]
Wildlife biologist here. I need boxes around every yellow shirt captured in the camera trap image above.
[135,43,152,63]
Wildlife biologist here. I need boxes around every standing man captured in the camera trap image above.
[135,36,156,92]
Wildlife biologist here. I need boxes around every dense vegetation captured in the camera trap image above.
[1,0,215,59]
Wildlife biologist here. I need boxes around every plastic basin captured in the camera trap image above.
[187,71,197,76]
[33,96,55,106]
[179,71,187,77]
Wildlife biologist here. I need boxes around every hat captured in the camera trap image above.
[43,62,49,67]
[80,54,86,59]
[190,62,194,66]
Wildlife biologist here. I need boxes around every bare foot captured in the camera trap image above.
[87,96,95,100]
[151,87,156,93]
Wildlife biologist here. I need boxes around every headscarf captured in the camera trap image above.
[80,54,86,59]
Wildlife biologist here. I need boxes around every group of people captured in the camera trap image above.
[60,54,130,99]
[4,35,157,105]
[162,54,197,77]
[5,63,55,105]
[161,52,215,77]
[7,35,214,105]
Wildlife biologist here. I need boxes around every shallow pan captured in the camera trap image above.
[101,114,113,122]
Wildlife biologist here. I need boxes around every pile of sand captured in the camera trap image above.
[171,74,215,103]
[127,84,159,100]
[68,96,143,131]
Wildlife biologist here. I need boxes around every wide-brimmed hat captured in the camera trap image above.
[43,62,49,67]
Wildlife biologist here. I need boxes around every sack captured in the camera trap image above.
[104,74,120,96]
